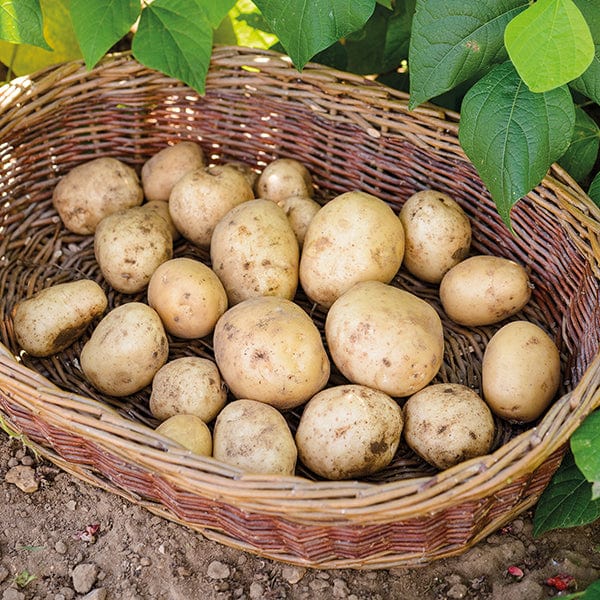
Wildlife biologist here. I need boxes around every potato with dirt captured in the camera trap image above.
[255,157,313,203]
[277,194,321,247]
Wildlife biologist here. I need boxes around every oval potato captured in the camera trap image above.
[255,157,313,203]
[155,414,212,456]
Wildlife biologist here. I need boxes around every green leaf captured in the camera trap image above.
[571,410,600,481]
[533,451,600,537]
[253,0,376,69]
[559,579,600,600]
[70,0,139,69]
[459,61,575,227]
[376,0,393,8]
[0,0,50,48]
[229,0,277,49]
[558,106,600,182]
[201,0,237,28]
[589,172,600,206]
[132,0,212,94]
[570,44,600,105]
[505,0,595,93]
[408,0,528,109]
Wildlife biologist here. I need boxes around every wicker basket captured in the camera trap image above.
[1,46,600,570]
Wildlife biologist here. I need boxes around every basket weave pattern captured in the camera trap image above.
[1,47,600,568]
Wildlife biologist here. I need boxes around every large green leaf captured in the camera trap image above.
[132,0,212,94]
[459,61,575,227]
[505,0,594,92]
[201,0,237,28]
[533,451,600,537]
[571,44,600,105]
[408,0,528,109]
[0,0,49,48]
[558,106,600,182]
[70,0,139,69]
[253,0,376,69]
[571,410,600,482]
[589,172,600,206]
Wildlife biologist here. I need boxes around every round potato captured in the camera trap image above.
[325,280,444,397]
[150,357,226,423]
[399,189,471,283]
[141,141,205,202]
[212,399,297,476]
[147,258,228,338]
[226,161,258,189]
[155,414,212,456]
[80,302,169,396]
[295,384,403,480]
[213,296,330,409]
[277,194,321,247]
[52,157,143,235]
[299,191,405,308]
[482,320,561,423]
[403,383,495,470]
[169,164,254,247]
[439,255,531,327]
[13,279,107,357]
[94,206,173,294]
[210,199,299,305]
[141,200,181,241]
[255,157,313,203]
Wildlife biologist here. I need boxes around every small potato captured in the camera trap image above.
[482,321,561,423]
[94,206,173,294]
[212,399,297,476]
[277,194,321,247]
[80,302,169,396]
[13,279,107,357]
[403,383,495,470]
[213,296,330,410]
[256,157,313,203]
[325,281,444,397]
[141,200,181,241]
[52,157,143,235]
[169,164,254,247]
[141,141,205,202]
[147,258,228,338]
[399,189,471,283]
[300,191,405,308]
[210,199,299,305]
[155,414,212,456]
[150,357,226,423]
[439,255,531,327]
[295,384,403,480]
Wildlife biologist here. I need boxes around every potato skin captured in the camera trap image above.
[255,158,313,203]
[276,194,321,247]
[325,281,444,397]
[155,414,212,456]
[403,383,495,470]
[295,384,403,480]
[482,321,561,423]
[399,189,471,283]
[80,302,169,396]
[13,279,107,357]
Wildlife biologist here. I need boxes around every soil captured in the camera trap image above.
[0,431,598,600]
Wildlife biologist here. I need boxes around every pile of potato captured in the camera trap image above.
[11,141,562,480]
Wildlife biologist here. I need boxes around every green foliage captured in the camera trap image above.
[0,0,49,48]
[558,106,600,183]
[571,410,600,488]
[590,172,600,205]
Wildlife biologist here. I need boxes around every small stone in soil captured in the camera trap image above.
[5,466,38,493]
[72,563,99,594]
[207,560,230,579]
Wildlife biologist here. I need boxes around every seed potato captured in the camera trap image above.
[255,157,313,203]
[155,414,213,456]
[295,384,403,480]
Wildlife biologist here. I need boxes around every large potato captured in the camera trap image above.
[403,383,495,470]
[325,281,444,397]
[255,157,313,203]
[210,199,299,305]
[399,189,471,283]
[13,279,107,357]
[155,414,212,456]
[147,257,228,338]
[295,384,403,480]
[52,157,143,234]
[212,399,297,476]
[213,296,330,409]
[299,191,405,308]
[439,255,531,326]
[80,302,169,396]
[482,320,561,423]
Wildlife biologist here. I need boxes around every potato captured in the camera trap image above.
[80,302,169,396]
[149,357,226,423]
[399,189,471,283]
[439,255,531,327]
[277,194,321,247]
[155,414,212,456]
[52,157,143,235]
[213,296,330,410]
[94,206,173,294]
[225,161,258,189]
[325,280,444,397]
[482,320,561,423]
[299,191,405,308]
[169,164,254,247]
[212,399,297,475]
[12,279,107,357]
[295,384,403,480]
[141,200,181,241]
[210,199,299,305]
[255,157,313,203]
[147,257,228,338]
[141,141,205,202]
[403,383,495,470]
